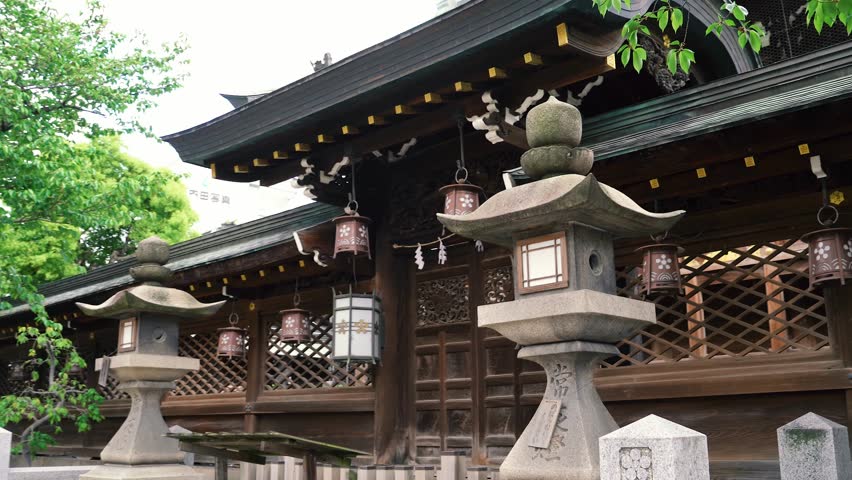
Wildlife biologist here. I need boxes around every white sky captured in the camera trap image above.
[63,1,439,232]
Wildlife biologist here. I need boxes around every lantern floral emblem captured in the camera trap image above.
[619,447,652,480]
[814,242,831,261]
[655,255,672,270]
[460,194,474,209]
[339,225,351,237]
[843,239,852,258]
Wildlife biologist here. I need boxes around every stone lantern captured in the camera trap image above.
[76,237,225,480]
[438,96,685,480]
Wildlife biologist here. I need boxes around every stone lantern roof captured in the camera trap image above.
[76,237,226,319]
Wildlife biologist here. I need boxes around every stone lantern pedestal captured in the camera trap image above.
[76,238,225,480]
[438,97,685,479]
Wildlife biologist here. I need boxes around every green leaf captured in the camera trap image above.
[659,9,669,31]
[732,5,746,21]
[632,47,647,73]
[748,30,762,52]
[671,8,684,31]
[666,49,677,74]
[738,32,749,49]
[621,46,631,66]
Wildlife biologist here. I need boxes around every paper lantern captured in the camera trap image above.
[331,287,382,364]
[636,244,684,295]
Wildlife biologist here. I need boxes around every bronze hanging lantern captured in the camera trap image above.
[67,361,86,379]
[217,312,247,358]
[440,119,484,216]
[440,169,484,216]
[9,361,27,381]
[279,284,312,343]
[802,206,851,289]
[636,243,684,295]
[333,209,372,259]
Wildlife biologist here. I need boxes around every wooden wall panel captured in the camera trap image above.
[257,412,374,454]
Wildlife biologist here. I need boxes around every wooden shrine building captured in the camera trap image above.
[2,1,852,477]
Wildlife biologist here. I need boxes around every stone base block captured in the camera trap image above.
[599,415,710,480]
[80,464,204,480]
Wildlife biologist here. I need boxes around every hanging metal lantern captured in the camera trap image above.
[440,120,483,216]
[217,312,247,358]
[440,171,484,216]
[279,287,312,343]
[9,362,27,381]
[802,205,851,288]
[331,286,383,364]
[636,243,684,295]
[333,209,372,259]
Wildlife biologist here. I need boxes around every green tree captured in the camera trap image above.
[0,0,189,459]
[592,0,851,75]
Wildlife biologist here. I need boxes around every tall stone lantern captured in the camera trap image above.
[438,97,685,480]
[76,237,225,480]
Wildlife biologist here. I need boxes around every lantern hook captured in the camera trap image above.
[817,205,839,227]
[346,199,360,215]
[294,277,302,307]
[228,312,240,327]
[455,166,469,184]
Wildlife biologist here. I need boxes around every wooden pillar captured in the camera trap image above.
[763,263,790,351]
[824,283,852,367]
[244,306,264,433]
[823,283,852,428]
[685,276,708,358]
[372,221,416,463]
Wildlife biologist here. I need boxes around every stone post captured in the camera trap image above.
[599,415,710,480]
[0,427,10,480]
[778,412,851,480]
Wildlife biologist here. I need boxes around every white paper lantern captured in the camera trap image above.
[331,287,383,364]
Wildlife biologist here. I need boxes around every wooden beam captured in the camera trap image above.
[178,442,267,465]
[454,81,474,93]
[423,92,443,104]
[394,104,415,115]
[253,158,271,167]
[367,115,387,126]
[261,55,614,186]
[523,52,544,66]
[487,67,508,80]
[556,23,569,48]
[210,163,218,179]
[824,284,852,367]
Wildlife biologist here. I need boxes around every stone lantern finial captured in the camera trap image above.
[521,96,594,179]
[130,236,172,286]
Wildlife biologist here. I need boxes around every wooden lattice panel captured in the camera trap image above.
[265,318,372,390]
[99,374,128,400]
[605,239,829,367]
[172,332,247,396]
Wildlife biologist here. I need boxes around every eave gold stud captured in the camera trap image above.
[294,143,311,152]
[523,52,544,66]
[556,23,569,47]
[454,81,473,93]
